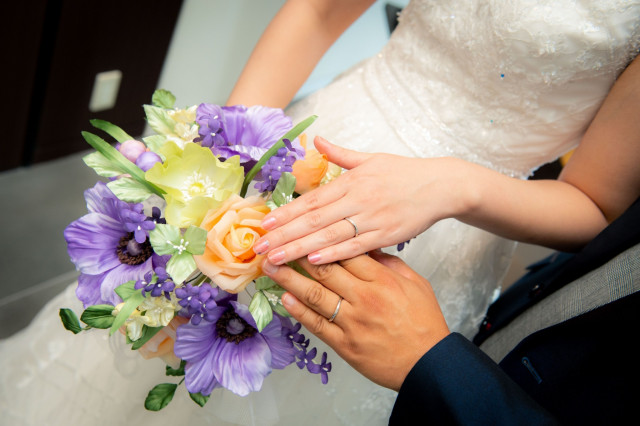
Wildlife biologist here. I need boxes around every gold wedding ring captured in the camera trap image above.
[344,217,359,237]
[327,296,343,323]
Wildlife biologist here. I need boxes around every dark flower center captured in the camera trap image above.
[216,308,257,344]
[116,232,153,265]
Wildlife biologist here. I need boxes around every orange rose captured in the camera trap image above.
[292,134,329,194]
[194,194,269,293]
[137,315,189,369]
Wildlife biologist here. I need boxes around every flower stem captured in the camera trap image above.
[240,115,317,197]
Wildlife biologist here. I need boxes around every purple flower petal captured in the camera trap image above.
[76,273,105,307]
[261,315,295,369]
[64,213,125,275]
[211,335,272,396]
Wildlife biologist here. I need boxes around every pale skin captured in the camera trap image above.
[227,1,640,265]
[261,251,450,391]
[252,55,640,265]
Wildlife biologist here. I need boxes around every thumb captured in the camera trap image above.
[314,136,371,170]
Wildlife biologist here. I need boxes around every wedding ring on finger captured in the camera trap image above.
[344,217,359,238]
[327,296,343,323]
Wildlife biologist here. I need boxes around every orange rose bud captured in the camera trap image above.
[292,134,329,194]
[194,195,269,293]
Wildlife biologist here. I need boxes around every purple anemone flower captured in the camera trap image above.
[195,103,304,172]
[64,182,166,307]
[174,296,296,397]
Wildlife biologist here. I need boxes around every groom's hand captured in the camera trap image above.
[261,250,450,391]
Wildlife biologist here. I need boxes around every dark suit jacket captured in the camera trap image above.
[390,197,640,425]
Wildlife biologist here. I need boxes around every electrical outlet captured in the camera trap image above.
[89,70,122,112]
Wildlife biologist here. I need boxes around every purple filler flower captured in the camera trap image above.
[174,298,296,397]
[64,182,165,307]
[197,104,304,171]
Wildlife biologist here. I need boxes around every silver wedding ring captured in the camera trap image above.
[344,217,359,237]
[327,296,343,323]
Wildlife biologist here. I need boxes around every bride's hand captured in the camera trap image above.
[253,136,472,265]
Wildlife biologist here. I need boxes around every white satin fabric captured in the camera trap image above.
[2,1,639,425]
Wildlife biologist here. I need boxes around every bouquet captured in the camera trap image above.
[59,89,341,411]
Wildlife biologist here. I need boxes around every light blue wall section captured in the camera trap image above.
[155,0,409,107]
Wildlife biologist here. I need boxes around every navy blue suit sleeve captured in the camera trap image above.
[390,333,559,425]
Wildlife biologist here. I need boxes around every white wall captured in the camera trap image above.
[154,0,408,108]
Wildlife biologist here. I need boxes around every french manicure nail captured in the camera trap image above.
[308,252,322,264]
[282,293,295,308]
[268,249,286,264]
[262,216,276,230]
[253,239,269,254]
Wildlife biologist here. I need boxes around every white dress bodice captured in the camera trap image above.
[373,0,640,177]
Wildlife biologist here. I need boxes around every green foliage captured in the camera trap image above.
[249,290,273,332]
[189,392,210,407]
[131,325,163,350]
[152,89,176,109]
[59,308,82,334]
[90,119,135,143]
[80,304,116,329]
[165,360,186,377]
[144,383,178,411]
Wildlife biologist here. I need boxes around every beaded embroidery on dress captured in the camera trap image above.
[2,1,639,425]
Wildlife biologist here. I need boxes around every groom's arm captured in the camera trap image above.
[391,333,558,425]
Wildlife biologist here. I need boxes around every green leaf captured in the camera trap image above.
[272,301,292,318]
[90,119,135,143]
[270,172,296,207]
[189,392,210,407]
[144,383,178,411]
[254,276,279,291]
[183,225,207,255]
[144,104,176,136]
[143,134,168,154]
[115,280,139,301]
[80,304,116,329]
[166,360,186,377]
[149,223,182,255]
[166,252,197,285]
[107,177,153,202]
[82,131,165,196]
[249,290,273,332]
[59,308,83,334]
[152,89,177,109]
[82,151,122,178]
[110,292,145,336]
[131,325,164,350]
[241,115,317,197]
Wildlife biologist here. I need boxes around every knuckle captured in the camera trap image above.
[320,226,340,244]
[308,313,326,335]
[304,283,325,307]
[303,192,321,210]
[314,263,335,281]
[305,212,323,229]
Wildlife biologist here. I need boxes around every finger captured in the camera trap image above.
[294,257,357,301]
[368,249,427,283]
[262,259,349,321]
[266,216,365,265]
[281,292,345,346]
[259,175,347,232]
[303,230,381,265]
[314,136,372,170]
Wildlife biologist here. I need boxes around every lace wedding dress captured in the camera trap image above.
[2,1,639,425]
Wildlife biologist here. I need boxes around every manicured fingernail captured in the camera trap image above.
[282,293,295,308]
[261,216,276,230]
[308,252,322,264]
[268,249,286,264]
[262,259,278,274]
[253,239,269,255]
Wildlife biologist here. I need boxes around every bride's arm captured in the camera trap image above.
[225,0,376,108]
[253,55,640,263]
